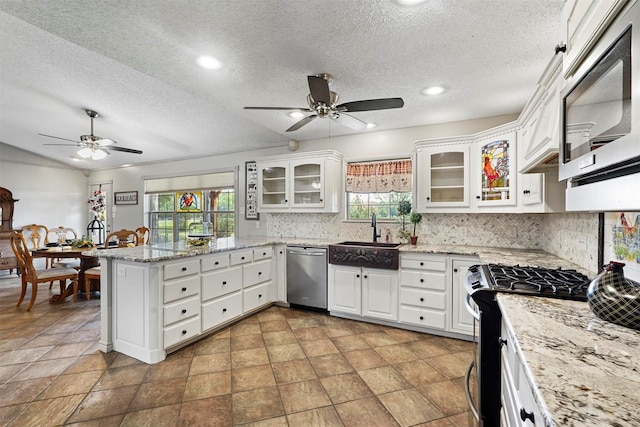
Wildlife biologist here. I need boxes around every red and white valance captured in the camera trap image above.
[345,159,412,193]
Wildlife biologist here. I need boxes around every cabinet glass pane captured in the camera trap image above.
[262,166,286,205]
[431,167,464,187]
[480,140,511,201]
[431,187,464,202]
[293,163,321,205]
[431,152,464,168]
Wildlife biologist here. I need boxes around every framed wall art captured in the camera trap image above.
[245,161,259,220]
[114,191,138,205]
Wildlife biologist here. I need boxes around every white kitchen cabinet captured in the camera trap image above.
[256,150,343,213]
[473,128,518,209]
[450,257,478,335]
[563,0,629,78]
[518,169,565,213]
[415,139,472,211]
[399,253,448,330]
[328,265,362,315]
[273,244,287,303]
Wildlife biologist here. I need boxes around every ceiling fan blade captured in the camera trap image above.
[43,143,79,147]
[244,106,311,111]
[286,115,317,132]
[38,133,81,144]
[337,98,404,112]
[331,113,368,131]
[307,75,332,105]
[95,138,117,146]
[108,146,143,154]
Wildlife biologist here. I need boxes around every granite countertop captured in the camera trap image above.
[498,294,640,427]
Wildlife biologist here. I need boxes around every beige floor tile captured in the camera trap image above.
[0,363,28,383]
[230,322,262,337]
[308,353,354,377]
[231,334,265,351]
[335,396,399,427]
[232,364,276,392]
[378,388,444,426]
[144,356,192,381]
[286,317,321,330]
[262,330,298,347]
[343,348,388,371]
[193,335,231,355]
[299,338,340,358]
[266,342,306,363]
[331,334,370,352]
[278,379,331,414]
[232,347,270,369]
[7,393,85,427]
[183,371,231,401]
[271,359,317,384]
[178,395,233,426]
[37,370,103,400]
[259,319,290,333]
[0,403,26,426]
[447,410,475,427]
[9,356,77,382]
[232,386,284,425]
[189,352,231,375]
[425,354,469,379]
[0,346,53,365]
[418,380,470,417]
[128,377,186,411]
[92,364,150,391]
[357,366,412,395]
[286,406,344,426]
[0,377,55,407]
[66,385,138,423]
[394,360,447,387]
[119,403,181,427]
[293,326,328,341]
[414,417,455,427]
[320,372,373,404]
[63,352,117,374]
[239,415,288,426]
[407,340,450,359]
[359,332,399,348]
[382,328,425,343]
[320,325,356,338]
[374,344,419,365]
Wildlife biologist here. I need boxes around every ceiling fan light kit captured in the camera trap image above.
[244,73,404,132]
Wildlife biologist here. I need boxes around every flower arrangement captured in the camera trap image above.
[88,188,106,216]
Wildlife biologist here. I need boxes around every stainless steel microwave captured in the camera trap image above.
[561,0,640,210]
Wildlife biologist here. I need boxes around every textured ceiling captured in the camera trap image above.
[0,0,564,170]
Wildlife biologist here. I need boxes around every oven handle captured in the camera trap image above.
[465,359,480,422]
[466,293,480,321]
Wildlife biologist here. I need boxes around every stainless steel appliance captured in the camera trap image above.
[561,1,640,211]
[286,246,327,310]
[464,264,591,426]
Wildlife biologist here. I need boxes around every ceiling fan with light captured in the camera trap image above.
[244,73,404,132]
[39,109,143,160]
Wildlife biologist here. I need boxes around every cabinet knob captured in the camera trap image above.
[523,189,531,195]
[320,198,323,202]
[426,197,430,201]
[284,199,288,203]
[520,408,535,423]
[258,271,262,275]
[420,278,424,283]
[182,330,187,335]
[420,262,424,266]
[476,195,481,199]
[356,274,360,278]
[554,43,566,54]
[279,251,283,254]
[454,268,458,273]
[258,294,262,298]
[222,281,227,285]
[181,287,187,292]
[215,261,219,265]
[363,275,368,279]
[419,316,424,320]
[241,256,245,260]
[181,267,187,272]
[499,338,508,348]
[181,309,187,314]
[420,297,424,302]
[223,308,227,312]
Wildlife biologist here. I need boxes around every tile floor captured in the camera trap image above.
[0,272,475,426]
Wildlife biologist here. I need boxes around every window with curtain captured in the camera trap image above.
[346,159,412,220]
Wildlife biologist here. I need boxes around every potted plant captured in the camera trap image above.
[409,212,422,245]
[397,200,412,242]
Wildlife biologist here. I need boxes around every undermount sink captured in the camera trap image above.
[328,241,400,270]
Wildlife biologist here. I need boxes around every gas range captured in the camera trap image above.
[465,263,592,301]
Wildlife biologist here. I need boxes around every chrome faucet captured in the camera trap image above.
[371,213,381,242]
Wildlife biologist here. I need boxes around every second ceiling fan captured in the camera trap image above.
[244,73,404,132]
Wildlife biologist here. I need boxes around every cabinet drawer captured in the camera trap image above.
[400,255,447,271]
[243,282,271,312]
[230,250,253,265]
[201,291,243,331]
[400,270,446,291]
[253,246,273,261]
[201,253,230,272]
[243,259,272,287]
[201,266,242,301]
[164,295,200,326]
[164,259,200,280]
[0,257,17,269]
[399,305,446,330]
[164,275,200,303]
[164,316,201,348]
[400,287,445,310]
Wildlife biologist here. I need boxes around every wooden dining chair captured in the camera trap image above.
[135,226,150,245]
[10,231,79,311]
[21,224,49,249]
[48,226,81,272]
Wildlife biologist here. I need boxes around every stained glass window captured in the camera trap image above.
[480,140,510,201]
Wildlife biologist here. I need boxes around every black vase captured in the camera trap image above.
[87,216,105,246]
[587,261,640,331]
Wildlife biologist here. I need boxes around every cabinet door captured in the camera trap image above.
[362,269,398,321]
[328,265,361,315]
[451,258,477,335]
[519,174,543,207]
[474,131,517,207]
[416,144,470,211]
[258,162,289,209]
[274,245,287,303]
[290,159,325,209]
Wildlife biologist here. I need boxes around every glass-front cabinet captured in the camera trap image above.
[256,150,343,213]
[415,140,471,211]
[474,130,517,208]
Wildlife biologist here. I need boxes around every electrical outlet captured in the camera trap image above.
[255,221,260,229]
[507,226,517,238]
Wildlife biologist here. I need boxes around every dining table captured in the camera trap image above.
[31,246,100,303]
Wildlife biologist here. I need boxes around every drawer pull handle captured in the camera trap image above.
[263,252,266,256]
[241,256,245,260]
[258,294,262,298]
[223,308,227,312]
[181,287,187,292]
[419,316,424,320]
[258,272,262,275]
[181,267,187,272]
[520,408,535,423]
[279,251,283,254]
[222,281,227,285]
[181,309,187,314]
[420,278,424,283]
[363,275,368,279]
[420,297,424,302]
[182,330,187,335]
[499,338,508,348]
[215,261,219,265]
[420,262,424,266]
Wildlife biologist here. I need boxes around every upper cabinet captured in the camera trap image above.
[473,128,517,208]
[517,55,563,174]
[563,0,630,77]
[256,150,343,213]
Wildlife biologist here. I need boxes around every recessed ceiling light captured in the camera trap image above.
[196,55,222,70]
[395,0,427,6]
[422,86,446,96]
[288,111,305,119]
[366,123,377,129]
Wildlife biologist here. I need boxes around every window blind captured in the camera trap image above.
[345,159,412,193]
[144,172,235,193]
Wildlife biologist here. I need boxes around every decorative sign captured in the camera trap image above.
[177,191,202,212]
[114,191,138,205]
[245,161,259,220]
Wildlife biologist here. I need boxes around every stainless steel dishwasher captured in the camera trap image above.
[286,246,327,310]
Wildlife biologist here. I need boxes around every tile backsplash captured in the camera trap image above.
[266,212,599,272]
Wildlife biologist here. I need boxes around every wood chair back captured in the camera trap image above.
[105,229,139,248]
[21,224,49,248]
[135,226,150,245]
[48,226,78,244]
[10,231,78,311]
